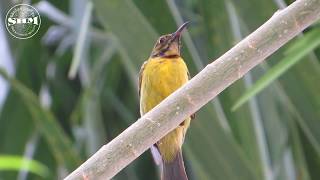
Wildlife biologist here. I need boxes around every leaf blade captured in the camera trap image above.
[232,29,320,111]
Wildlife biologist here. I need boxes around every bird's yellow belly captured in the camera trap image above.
[140,57,190,162]
[140,57,188,113]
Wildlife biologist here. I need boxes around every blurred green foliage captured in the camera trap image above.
[0,155,49,178]
[0,0,320,180]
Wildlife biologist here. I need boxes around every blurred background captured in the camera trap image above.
[0,0,320,180]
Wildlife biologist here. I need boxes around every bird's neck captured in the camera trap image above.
[151,54,180,59]
[161,54,180,58]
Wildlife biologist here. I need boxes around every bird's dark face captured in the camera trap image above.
[150,22,189,58]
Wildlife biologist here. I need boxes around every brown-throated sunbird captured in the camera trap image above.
[139,22,193,180]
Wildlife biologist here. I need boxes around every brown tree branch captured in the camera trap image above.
[65,0,320,179]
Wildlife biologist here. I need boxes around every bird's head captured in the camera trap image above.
[150,22,189,58]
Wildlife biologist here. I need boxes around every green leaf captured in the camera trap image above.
[0,155,49,178]
[0,69,81,170]
[93,0,157,66]
[68,1,93,79]
[232,29,320,111]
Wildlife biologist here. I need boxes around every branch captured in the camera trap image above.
[65,0,320,179]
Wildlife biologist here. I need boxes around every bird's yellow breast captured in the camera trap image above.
[140,56,189,115]
[139,56,190,162]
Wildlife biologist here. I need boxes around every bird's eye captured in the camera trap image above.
[159,38,165,44]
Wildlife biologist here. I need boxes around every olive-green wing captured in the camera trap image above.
[138,61,162,165]
[138,61,148,97]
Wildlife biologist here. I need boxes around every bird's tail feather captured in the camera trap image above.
[162,150,188,180]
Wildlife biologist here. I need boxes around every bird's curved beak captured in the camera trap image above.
[172,21,189,40]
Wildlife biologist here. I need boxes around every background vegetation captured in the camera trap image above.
[0,0,320,180]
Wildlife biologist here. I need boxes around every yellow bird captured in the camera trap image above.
[139,22,193,180]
